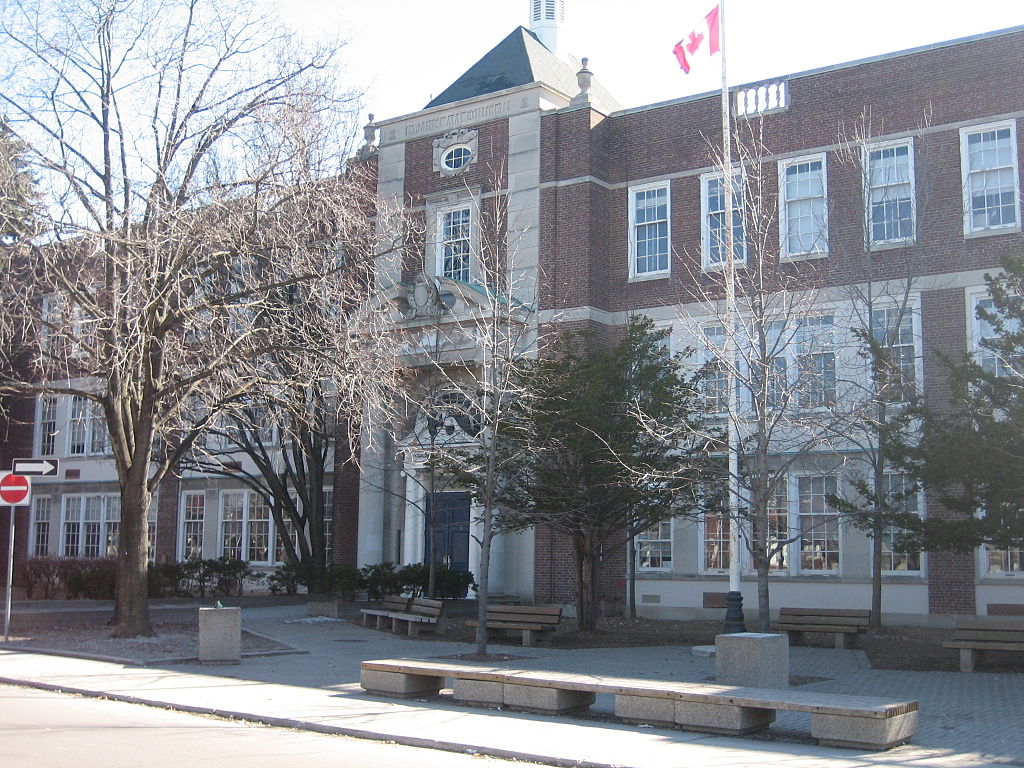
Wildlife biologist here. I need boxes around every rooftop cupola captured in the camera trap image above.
[529,0,566,58]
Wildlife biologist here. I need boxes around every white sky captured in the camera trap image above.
[279,0,1024,125]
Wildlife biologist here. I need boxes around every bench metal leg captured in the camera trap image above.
[812,710,918,750]
[787,630,804,646]
[834,633,848,650]
[675,700,775,735]
[960,648,977,673]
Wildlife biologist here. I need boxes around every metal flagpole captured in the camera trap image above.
[4,506,13,641]
[719,0,746,633]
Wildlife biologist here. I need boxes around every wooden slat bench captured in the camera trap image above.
[772,607,871,650]
[986,603,1024,617]
[942,617,1024,672]
[360,596,411,630]
[465,604,562,646]
[360,658,918,750]
[389,597,448,637]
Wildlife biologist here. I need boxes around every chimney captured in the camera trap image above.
[529,0,566,58]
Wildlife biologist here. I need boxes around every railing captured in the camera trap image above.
[735,80,789,118]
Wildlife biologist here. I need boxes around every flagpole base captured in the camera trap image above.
[723,590,746,634]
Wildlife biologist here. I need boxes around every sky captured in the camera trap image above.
[280,0,1024,126]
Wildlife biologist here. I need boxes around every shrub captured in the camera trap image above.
[21,557,62,599]
[63,558,117,599]
[148,561,193,598]
[267,560,306,596]
[203,556,253,597]
[324,563,363,598]
[396,562,476,599]
[359,562,402,600]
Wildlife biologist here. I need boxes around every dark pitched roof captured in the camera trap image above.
[425,26,620,112]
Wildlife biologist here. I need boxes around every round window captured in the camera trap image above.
[442,145,473,171]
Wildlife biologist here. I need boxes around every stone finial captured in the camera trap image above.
[357,113,378,160]
[570,58,593,108]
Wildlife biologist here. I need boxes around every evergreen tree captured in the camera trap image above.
[888,253,1024,553]
[0,118,39,248]
[482,317,713,631]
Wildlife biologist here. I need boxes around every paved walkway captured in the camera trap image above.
[0,604,1021,767]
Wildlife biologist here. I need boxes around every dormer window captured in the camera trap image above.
[442,145,473,172]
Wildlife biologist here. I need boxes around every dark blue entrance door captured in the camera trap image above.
[425,492,470,572]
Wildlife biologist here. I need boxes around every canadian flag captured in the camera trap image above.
[673,4,721,74]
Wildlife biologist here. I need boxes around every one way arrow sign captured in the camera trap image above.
[12,458,59,477]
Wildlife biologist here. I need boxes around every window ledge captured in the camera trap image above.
[780,250,829,263]
[964,225,1021,240]
[628,271,671,284]
[868,239,916,253]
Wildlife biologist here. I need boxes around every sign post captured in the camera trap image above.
[1,473,32,642]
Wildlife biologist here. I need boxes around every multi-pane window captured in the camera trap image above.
[780,155,827,257]
[871,307,917,402]
[702,171,745,269]
[61,495,119,558]
[975,297,1021,378]
[275,513,299,563]
[181,493,205,560]
[221,492,245,561]
[766,480,789,571]
[987,547,1023,575]
[220,491,275,565]
[866,141,914,245]
[38,396,58,456]
[701,326,729,413]
[629,182,670,277]
[796,315,836,408]
[440,206,472,282]
[323,489,334,562]
[798,475,840,572]
[636,520,672,570]
[31,497,52,557]
[68,396,108,456]
[880,473,922,573]
[703,510,730,572]
[961,122,1019,235]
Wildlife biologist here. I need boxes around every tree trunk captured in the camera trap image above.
[871,520,883,629]
[756,558,771,631]
[475,505,493,656]
[112,467,153,637]
[574,541,598,632]
[626,535,636,620]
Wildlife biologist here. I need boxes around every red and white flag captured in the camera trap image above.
[673,4,721,74]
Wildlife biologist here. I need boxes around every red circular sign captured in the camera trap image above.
[0,474,31,505]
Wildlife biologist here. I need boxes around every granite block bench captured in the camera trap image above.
[465,604,562,646]
[942,617,1024,672]
[772,607,871,649]
[359,658,918,750]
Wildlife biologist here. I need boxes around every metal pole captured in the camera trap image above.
[4,506,13,642]
[719,0,746,634]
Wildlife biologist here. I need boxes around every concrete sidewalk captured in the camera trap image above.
[0,603,1021,767]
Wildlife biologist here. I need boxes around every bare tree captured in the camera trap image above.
[0,0,405,636]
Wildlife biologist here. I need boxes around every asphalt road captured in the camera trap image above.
[0,683,536,768]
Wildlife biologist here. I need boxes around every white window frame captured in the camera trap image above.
[61,494,119,559]
[795,474,841,574]
[628,180,671,279]
[869,302,921,404]
[441,144,473,172]
[878,473,924,575]
[37,395,59,457]
[960,120,1020,237]
[743,476,791,574]
[701,508,731,574]
[983,544,1023,577]
[219,490,276,566]
[636,519,673,571]
[794,314,837,410]
[435,204,474,283]
[865,138,916,248]
[701,169,746,271]
[67,395,108,456]
[179,492,206,561]
[31,496,53,557]
[968,288,1021,379]
[779,153,828,259]
[699,324,730,416]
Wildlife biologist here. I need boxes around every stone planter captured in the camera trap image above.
[307,600,340,619]
[198,606,241,664]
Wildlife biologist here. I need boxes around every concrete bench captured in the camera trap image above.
[388,597,448,636]
[359,658,918,750]
[360,596,411,630]
[772,607,871,650]
[942,617,1024,672]
[465,604,562,646]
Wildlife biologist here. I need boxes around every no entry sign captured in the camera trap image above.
[0,473,31,506]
